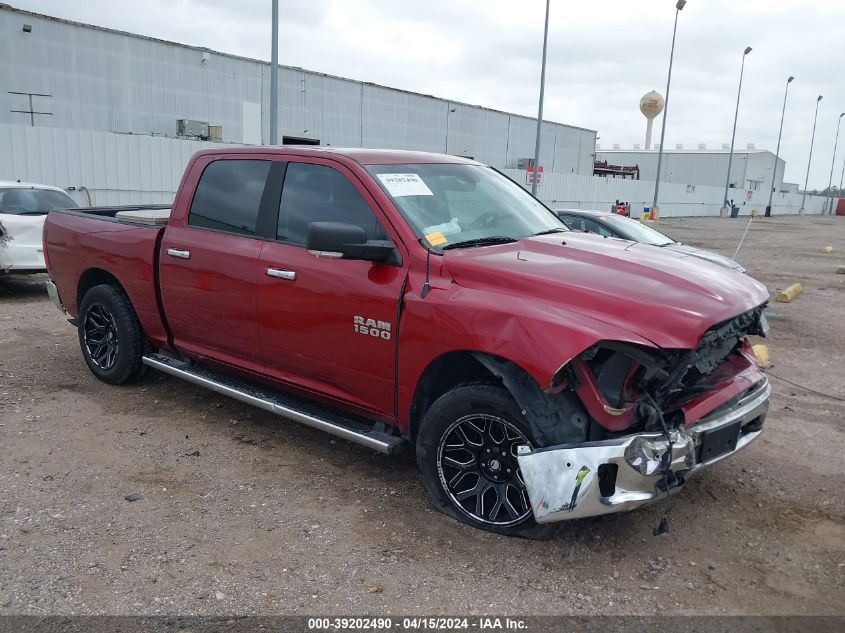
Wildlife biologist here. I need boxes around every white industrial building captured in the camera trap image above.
[0,4,595,175]
[0,5,829,215]
[596,148,787,199]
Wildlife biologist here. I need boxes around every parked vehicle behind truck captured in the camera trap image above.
[44,147,771,536]
[0,180,78,273]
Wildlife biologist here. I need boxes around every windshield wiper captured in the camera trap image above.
[441,236,518,250]
[531,228,568,236]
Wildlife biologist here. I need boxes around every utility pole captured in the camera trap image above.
[531,0,551,197]
[721,46,752,218]
[766,76,793,217]
[800,96,823,215]
[652,0,686,220]
[269,0,279,145]
[825,113,844,214]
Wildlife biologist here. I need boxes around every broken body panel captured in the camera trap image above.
[517,377,770,522]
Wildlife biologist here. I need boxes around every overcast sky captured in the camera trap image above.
[16,0,845,189]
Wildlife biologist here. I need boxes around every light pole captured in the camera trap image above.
[651,0,686,220]
[840,134,845,202]
[765,76,794,217]
[721,46,752,218]
[531,0,551,197]
[825,112,844,214]
[268,0,279,145]
[800,95,823,215]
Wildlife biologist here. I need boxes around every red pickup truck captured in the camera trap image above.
[44,147,771,537]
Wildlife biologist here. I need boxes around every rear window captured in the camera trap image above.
[188,160,272,236]
[0,187,78,214]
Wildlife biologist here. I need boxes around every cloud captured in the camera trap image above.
[14,0,845,188]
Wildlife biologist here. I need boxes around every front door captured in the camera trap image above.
[258,159,406,417]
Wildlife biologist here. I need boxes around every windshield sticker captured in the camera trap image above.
[424,231,448,247]
[377,173,434,197]
[423,218,461,236]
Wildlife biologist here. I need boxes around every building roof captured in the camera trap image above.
[0,4,596,135]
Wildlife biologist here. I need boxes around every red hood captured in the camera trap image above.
[442,232,769,350]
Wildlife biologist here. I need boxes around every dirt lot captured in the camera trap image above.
[1,215,843,616]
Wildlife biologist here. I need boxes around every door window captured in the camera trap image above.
[581,218,615,238]
[188,159,272,236]
[562,215,613,238]
[277,163,388,246]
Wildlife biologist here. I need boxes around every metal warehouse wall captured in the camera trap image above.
[0,6,595,175]
[1,123,826,215]
[0,124,235,206]
[596,151,786,196]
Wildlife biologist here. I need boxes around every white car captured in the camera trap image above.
[0,181,78,273]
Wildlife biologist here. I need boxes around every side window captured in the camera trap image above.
[560,215,579,230]
[562,216,590,232]
[188,159,272,236]
[582,218,614,238]
[277,163,388,246]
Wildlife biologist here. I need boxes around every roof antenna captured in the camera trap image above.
[420,246,432,299]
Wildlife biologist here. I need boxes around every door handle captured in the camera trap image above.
[167,248,191,259]
[266,268,296,281]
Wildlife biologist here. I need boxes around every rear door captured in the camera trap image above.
[257,159,406,418]
[159,158,280,372]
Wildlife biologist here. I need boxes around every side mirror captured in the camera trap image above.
[305,221,399,265]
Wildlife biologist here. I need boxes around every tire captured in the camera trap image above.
[416,382,557,539]
[78,283,147,384]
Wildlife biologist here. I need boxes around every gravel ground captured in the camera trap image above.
[0,215,843,616]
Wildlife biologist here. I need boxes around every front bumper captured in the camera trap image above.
[516,378,771,523]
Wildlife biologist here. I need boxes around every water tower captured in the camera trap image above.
[640,90,665,150]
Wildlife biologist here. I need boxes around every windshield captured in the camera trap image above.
[601,214,675,246]
[365,164,564,250]
[0,187,78,215]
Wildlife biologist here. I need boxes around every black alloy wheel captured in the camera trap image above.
[416,382,556,538]
[83,303,120,370]
[437,413,533,526]
[77,283,147,384]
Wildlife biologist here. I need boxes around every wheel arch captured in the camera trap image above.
[409,350,593,448]
[409,351,493,442]
[76,268,125,309]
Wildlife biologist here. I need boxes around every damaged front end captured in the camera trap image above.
[516,306,771,523]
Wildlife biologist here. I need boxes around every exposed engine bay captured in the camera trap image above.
[558,304,769,437]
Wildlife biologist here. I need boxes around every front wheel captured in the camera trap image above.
[78,284,147,384]
[416,383,556,538]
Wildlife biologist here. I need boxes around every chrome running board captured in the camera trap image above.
[142,353,404,455]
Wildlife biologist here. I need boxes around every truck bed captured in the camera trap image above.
[56,204,171,222]
[43,206,172,349]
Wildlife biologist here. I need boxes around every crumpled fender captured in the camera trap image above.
[397,282,660,432]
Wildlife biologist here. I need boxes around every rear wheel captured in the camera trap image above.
[416,383,556,538]
[78,284,147,384]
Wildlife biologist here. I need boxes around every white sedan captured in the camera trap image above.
[0,180,78,273]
